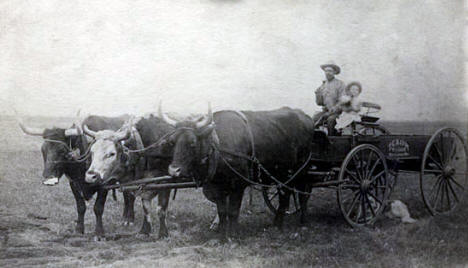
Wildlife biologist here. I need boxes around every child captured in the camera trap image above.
[335,81,362,131]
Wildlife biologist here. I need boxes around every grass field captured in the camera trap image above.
[1,116,468,267]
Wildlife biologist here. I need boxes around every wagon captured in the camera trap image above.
[104,103,467,228]
[262,102,468,227]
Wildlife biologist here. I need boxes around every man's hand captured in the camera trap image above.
[330,106,342,114]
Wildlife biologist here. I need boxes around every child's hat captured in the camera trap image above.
[346,81,362,94]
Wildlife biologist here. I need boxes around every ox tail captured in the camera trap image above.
[172,189,177,200]
[112,189,117,201]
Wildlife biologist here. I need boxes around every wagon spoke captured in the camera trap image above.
[352,156,363,181]
[365,194,377,217]
[438,180,447,211]
[346,192,361,217]
[444,179,451,211]
[428,175,443,204]
[427,154,443,170]
[448,176,465,190]
[341,184,360,189]
[433,142,444,165]
[440,134,446,164]
[446,178,460,203]
[353,195,363,222]
[366,151,374,179]
[447,133,457,165]
[361,194,367,223]
[431,176,444,208]
[370,170,385,184]
[345,169,360,183]
[367,191,383,205]
[423,169,443,174]
[368,157,381,180]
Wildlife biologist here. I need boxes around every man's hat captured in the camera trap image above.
[320,61,341,75]
[345,81,362,94]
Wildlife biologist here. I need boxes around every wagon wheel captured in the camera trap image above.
[262,187,300,215]
[357,125,390,136]
[337,144,390,227]
[420,128,468,215]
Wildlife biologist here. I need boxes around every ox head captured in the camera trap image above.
[159,103,215,180]
[83,125,132,184]
[18,118,85,183]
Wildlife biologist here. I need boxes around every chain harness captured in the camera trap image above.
[201,111,315,196]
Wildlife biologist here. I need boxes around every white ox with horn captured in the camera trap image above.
[17,112,137,238]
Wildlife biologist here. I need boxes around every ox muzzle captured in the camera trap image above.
[168,164,182,177]
[85,170,102,184]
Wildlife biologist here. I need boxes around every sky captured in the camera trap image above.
[0,0,467,122]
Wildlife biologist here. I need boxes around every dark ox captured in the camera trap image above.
[19,115,136,239]
[160,105,316,238]
[83,115,175,238]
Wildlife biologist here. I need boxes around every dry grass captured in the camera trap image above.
[1,116,468,267]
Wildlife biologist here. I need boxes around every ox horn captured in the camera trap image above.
[158,101,178,126]
[15,110,44,136]
[82,124,98,138]
[64,127,80,136]
[195,102,213,129]
[114,127,131,142]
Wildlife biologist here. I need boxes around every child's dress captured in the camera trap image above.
[335,95,361,130]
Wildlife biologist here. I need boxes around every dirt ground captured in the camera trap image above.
[1,117,468,267]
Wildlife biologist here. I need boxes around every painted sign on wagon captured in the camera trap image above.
[388,139,410,157]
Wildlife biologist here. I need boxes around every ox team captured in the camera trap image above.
[20,62,365,239]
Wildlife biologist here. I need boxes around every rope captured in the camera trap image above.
[214,142,316,196]
[122,130,174,153]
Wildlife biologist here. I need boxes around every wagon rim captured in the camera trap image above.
[337,144,390,227]
[420,127,468,215]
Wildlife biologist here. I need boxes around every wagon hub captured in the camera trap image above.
[360,179,371,192]
[443,166,455,177]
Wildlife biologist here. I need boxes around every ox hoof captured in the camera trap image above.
[136,233,150,240]
[75,226,84,235]
[209,223,219,232]
[158,231,169,239]
[93,235,106,242]
[122,221,134,227]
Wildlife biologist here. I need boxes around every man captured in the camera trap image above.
[314,61,346,135]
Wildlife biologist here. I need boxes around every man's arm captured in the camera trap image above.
[330,80,346,113]
[315,81,325,106]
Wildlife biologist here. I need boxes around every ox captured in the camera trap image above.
[19,115,136,240]
[160,105,316,238]
[83,115,175,238]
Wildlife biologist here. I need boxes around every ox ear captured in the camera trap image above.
[196,122,215,137]
[120,152,128,164]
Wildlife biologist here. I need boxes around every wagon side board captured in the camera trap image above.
[310,135,435,172]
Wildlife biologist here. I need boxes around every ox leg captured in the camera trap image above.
[298,184,312,224]
[139,192,157,236]
[274,189,291,230]
[93,189,108,240]
[216,197,229,241]
[227,188,245,237]
[156,190,170,238]
[70,182,86,234]
[122,192,136,226]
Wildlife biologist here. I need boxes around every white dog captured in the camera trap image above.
[386,200,417,223]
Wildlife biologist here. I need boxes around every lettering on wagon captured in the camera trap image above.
[388,139,410,157]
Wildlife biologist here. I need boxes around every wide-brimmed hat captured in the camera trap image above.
[320,61,341,74]
[345,81,362,94]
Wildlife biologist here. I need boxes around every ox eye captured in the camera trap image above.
[107,152,116,158]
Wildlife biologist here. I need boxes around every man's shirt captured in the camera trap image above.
[315,78,346,112]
